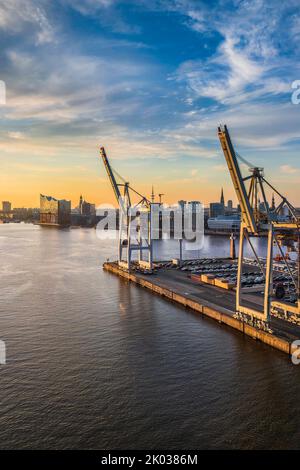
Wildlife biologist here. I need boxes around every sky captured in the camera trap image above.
[0,0,300,208]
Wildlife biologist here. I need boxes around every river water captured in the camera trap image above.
[0,223,300,449]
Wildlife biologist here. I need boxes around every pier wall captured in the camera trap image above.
[103,262,292,356]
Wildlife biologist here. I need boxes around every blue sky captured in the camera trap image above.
[0,0,300,206]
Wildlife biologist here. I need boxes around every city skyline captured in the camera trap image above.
[0,1,300,207]
[1,191,238,210]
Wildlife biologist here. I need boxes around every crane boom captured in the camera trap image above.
[99,147,122,203]
[218,125,257,234]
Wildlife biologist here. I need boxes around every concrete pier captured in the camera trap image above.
[103,262,300,356]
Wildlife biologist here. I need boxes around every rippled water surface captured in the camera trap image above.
[0,224,300,449]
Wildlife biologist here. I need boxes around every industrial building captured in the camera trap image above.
[78,195,96,216]
[13,207,40,222]
[71,195,97,227]
[206,189,241,232]
[2,201,11,213]
[0,201,13,222]
[40,194,71,227]
[207,214,241,232]
[209,202,225,218]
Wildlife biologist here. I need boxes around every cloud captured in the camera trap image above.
[159,88,300,154]
[64,0,117,15]
[212,164,227,171]
[0,0,55,44]
[280,165,299,174]
[174,0,297,105]
[63,0,140,34]
[2,48,157,126]
[8,131,26,140]
[291,14,300,39]
[176,36,266,104]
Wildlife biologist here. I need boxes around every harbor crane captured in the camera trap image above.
[99,147,153,271]
[218,125,300,327]
[158,194,164,204]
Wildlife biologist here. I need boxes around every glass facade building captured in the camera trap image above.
[40,194,71,226]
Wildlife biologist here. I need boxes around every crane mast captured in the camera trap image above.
[218,126,257,234]
[218,125,300,328]
[99,146,121,202]
[99,146,153,272]
[100,147,119,200]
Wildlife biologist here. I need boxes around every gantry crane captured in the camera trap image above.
[99,147,153,271]
[218,125,300,326]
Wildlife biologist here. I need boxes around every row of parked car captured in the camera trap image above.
[245,257,298,280]
[178,260,266,288]
[170,258,298,298]
[132,258,298,303]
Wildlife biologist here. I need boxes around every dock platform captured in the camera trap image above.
[103,262,300,356]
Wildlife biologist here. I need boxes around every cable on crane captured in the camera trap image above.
[110,165,127,185]
[235,151,255,169]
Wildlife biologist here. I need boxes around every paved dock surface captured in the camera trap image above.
[103,262,300,355]
[133,267,300,342]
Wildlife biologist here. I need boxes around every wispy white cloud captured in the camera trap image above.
[212,164,227,171]
[0,0,55,44]
[280,165,299,174]
[7,131,26,140]
[63,0,140,33]
[3,48,156,125]
[63,0,117,15]
[168,100,300,151]
[176,36,267,104]
[174,0,297,105]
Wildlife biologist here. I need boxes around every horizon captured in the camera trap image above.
[2,188,285,211]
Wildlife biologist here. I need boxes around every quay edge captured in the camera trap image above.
[103,262,297,357]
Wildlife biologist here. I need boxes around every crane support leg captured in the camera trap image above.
[236,224,245,312]
[264,226,273,322]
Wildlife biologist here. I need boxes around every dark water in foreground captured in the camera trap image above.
[0,224,300,450]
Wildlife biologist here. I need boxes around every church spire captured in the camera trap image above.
[151,185,155,203]
[220,187,225,206]
[271,193,275,211]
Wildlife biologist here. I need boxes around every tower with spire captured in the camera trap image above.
[151,186,155,203]
[220,187,225,206]
[271,193,275,211]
